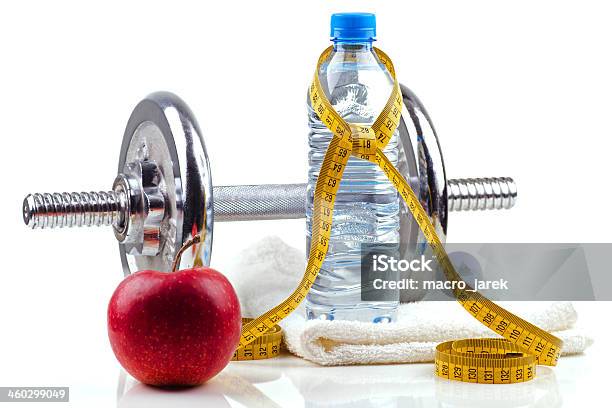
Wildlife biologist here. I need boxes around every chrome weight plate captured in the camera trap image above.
[117,92,213,275]
[397,85,448,301]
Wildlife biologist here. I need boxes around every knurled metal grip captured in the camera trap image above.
[213,184,306,221]
[212,179,516,221]
[21,87,517,276]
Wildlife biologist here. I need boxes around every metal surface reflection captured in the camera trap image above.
[118,92,214,275]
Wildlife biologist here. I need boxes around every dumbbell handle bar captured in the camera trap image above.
[23,177,516,229]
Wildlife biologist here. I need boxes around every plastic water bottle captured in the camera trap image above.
[305,13,400,323]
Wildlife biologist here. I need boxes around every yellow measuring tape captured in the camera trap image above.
[233,46,562,383]
[232,318,283,361]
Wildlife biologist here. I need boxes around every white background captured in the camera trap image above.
[0,1,611,407]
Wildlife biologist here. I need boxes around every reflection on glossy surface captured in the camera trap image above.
[284,363,433,407]
[435,368,561,408]
[117,370,283,408]
[116,353,562,408]
[117,382,231,408]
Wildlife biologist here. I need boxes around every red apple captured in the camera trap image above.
[107,267,241,386]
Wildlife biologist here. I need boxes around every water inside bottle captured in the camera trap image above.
[305,41,401,323]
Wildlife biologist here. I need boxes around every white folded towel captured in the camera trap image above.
[225,236,593,366]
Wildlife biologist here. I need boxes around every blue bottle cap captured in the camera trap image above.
[330,12,376,41]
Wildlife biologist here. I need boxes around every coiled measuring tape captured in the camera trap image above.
[233,46,563,383]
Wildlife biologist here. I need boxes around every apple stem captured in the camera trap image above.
[171,234,202,272]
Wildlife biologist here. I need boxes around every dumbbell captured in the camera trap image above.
[21,86,517,276]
